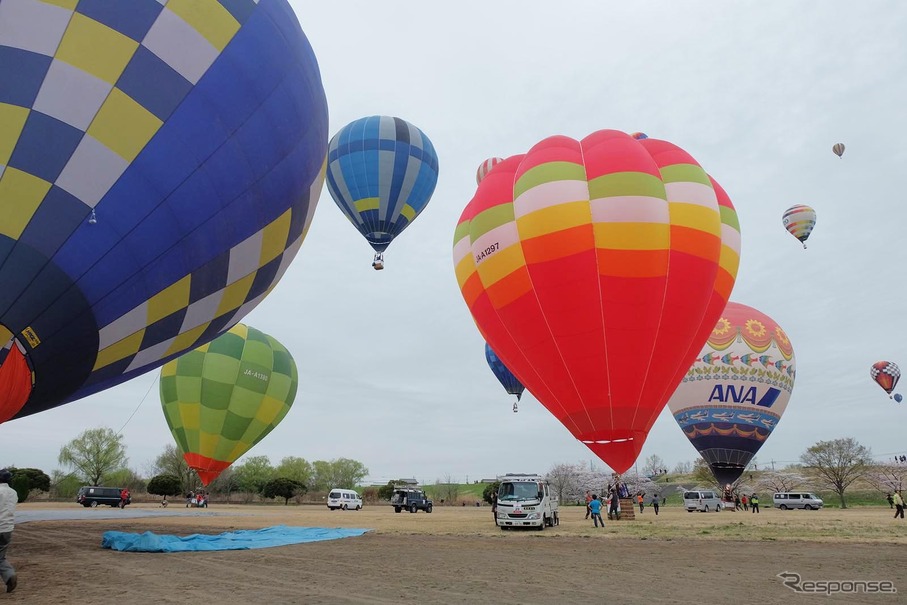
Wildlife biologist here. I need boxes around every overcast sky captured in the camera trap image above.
[3,1,906,485]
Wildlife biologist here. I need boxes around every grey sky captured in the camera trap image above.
[3,1,906,485]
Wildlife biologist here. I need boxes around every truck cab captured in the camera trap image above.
[495,473,559,530]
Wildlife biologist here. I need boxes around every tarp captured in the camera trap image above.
[101,525,370,553]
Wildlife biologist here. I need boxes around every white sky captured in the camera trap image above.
[2,1,906,485]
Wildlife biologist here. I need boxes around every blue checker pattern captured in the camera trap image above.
[8,112,84,182]
[116,46,193,122]
[19,186,88,259]
[76,0,164,42]
[0,47,52,108]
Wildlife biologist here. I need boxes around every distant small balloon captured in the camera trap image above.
[894,393,903,403]
[782,205,817,249]
[832,143,845,158]
[630,132,649,140]
[476,157,505,185]
[871,361,901,397]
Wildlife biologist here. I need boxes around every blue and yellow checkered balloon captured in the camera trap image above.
[0,0,327,422]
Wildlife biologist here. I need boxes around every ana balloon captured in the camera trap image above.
[667,302,796,486]
[832,143,845,158]
[0,0,327,424]
[160,323,298,486]
[895,393,904,404]
[782,205,817,248]
[870,361,901,397]
[485,342,525,412]
[453,130,741,473]
[325,116,439,269]
[476,157,504,185]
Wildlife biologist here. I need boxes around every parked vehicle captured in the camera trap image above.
[773,492,823,510]
[327,488,363,511]
[76,486,130,508]
[391,487,433,513]
[495,473,559,530]
[683,489,722,512]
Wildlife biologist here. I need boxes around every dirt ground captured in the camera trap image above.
[4,502,906,604]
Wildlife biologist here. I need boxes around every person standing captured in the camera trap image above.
[894,491,904,519]
[735,494,741,511]
[589,495,604,527]
[491,491,498,526]
[584,490,592,519]
[750,493,760,513]
[608,488,620,521]
[637,493,644,514]
[741,494,748,511]
[886,493,894,509]
[0,469,18,594]
[119,488,130,509]
[651,493,659,516]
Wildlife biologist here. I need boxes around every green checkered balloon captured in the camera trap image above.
[159,323,298,485]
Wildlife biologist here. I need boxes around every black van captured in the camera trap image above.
[76,486,130,508]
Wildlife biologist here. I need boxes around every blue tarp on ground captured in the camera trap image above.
[101,525,371,553]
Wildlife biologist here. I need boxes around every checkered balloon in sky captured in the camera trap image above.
[325,116,439,267]
[870,361,901,397]
[159,323,298,486]
[0,0,328,424]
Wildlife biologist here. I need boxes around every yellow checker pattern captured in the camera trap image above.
[167,0,240,51]
[55,13,139,85]
[87,89,163,162]
[0,168,52,239]
[0,104,29,165]
[92,210,299,371]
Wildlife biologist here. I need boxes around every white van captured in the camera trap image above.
[327,488,363,511]
[683,490,722,512]
[773,492,823,510]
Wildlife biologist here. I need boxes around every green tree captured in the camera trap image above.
[147,474,183,497]
[232,456,274,494]
[57,427,128,485]
[801,437,872,509]
[261,477,305,505]
[207,467,239,498]
[10,475,29,503]
[275,456,313,486]
[329,458,369,489]
[105,468,145,492]
[152,444,195,495]
[482,481,500,505]
[8,468,50,493]
[50,470,82,499]
[310,460,333,491]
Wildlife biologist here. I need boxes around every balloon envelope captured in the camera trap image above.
[476,157,504,185]
[325,116,439,254]
[0,0,327,422]
[484,343,524,401]
[782,205,816,248]
[667,302,796,486]
[895,393,903,403]
[160,323,298,486]
[453,130,740,473]
[832,143,845,157]
[871,361,901,396]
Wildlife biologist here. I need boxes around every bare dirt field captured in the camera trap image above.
[4,502,906,604]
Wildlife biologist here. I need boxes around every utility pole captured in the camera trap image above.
[771,459,775,471]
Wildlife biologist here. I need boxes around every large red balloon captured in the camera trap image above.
[453,130,741,472]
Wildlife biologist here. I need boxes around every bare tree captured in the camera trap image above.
[754,469,807,493]
[864,463,907,495]
[800,438,872,508]
[546,463,582,503]
[434,474,460,504]
[643,455,666,477]
[691,458,719,488]
[672,460,693,475]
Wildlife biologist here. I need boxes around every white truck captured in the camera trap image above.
[495,473,559,530]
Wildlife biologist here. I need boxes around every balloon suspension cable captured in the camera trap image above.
[116,373,159,436]
[802,243,807,249]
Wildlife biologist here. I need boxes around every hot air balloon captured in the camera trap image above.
[782,205,816,248]
[160,323,298,485]
[325,116,439,270]
[453,130,741,473]
[485,343,525,412]
[895,393,903,404]
[0,0,327,425]
[630,132,648,140]
[832,143,845,158]
[476,157,504,185]
[871,361,901,398]
[667,302,796,486]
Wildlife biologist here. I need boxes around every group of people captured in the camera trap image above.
[186,491,208,508]
[730,493,760,512]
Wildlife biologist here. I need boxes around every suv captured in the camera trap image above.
[77,486,130,508]
[391,487,433,513]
